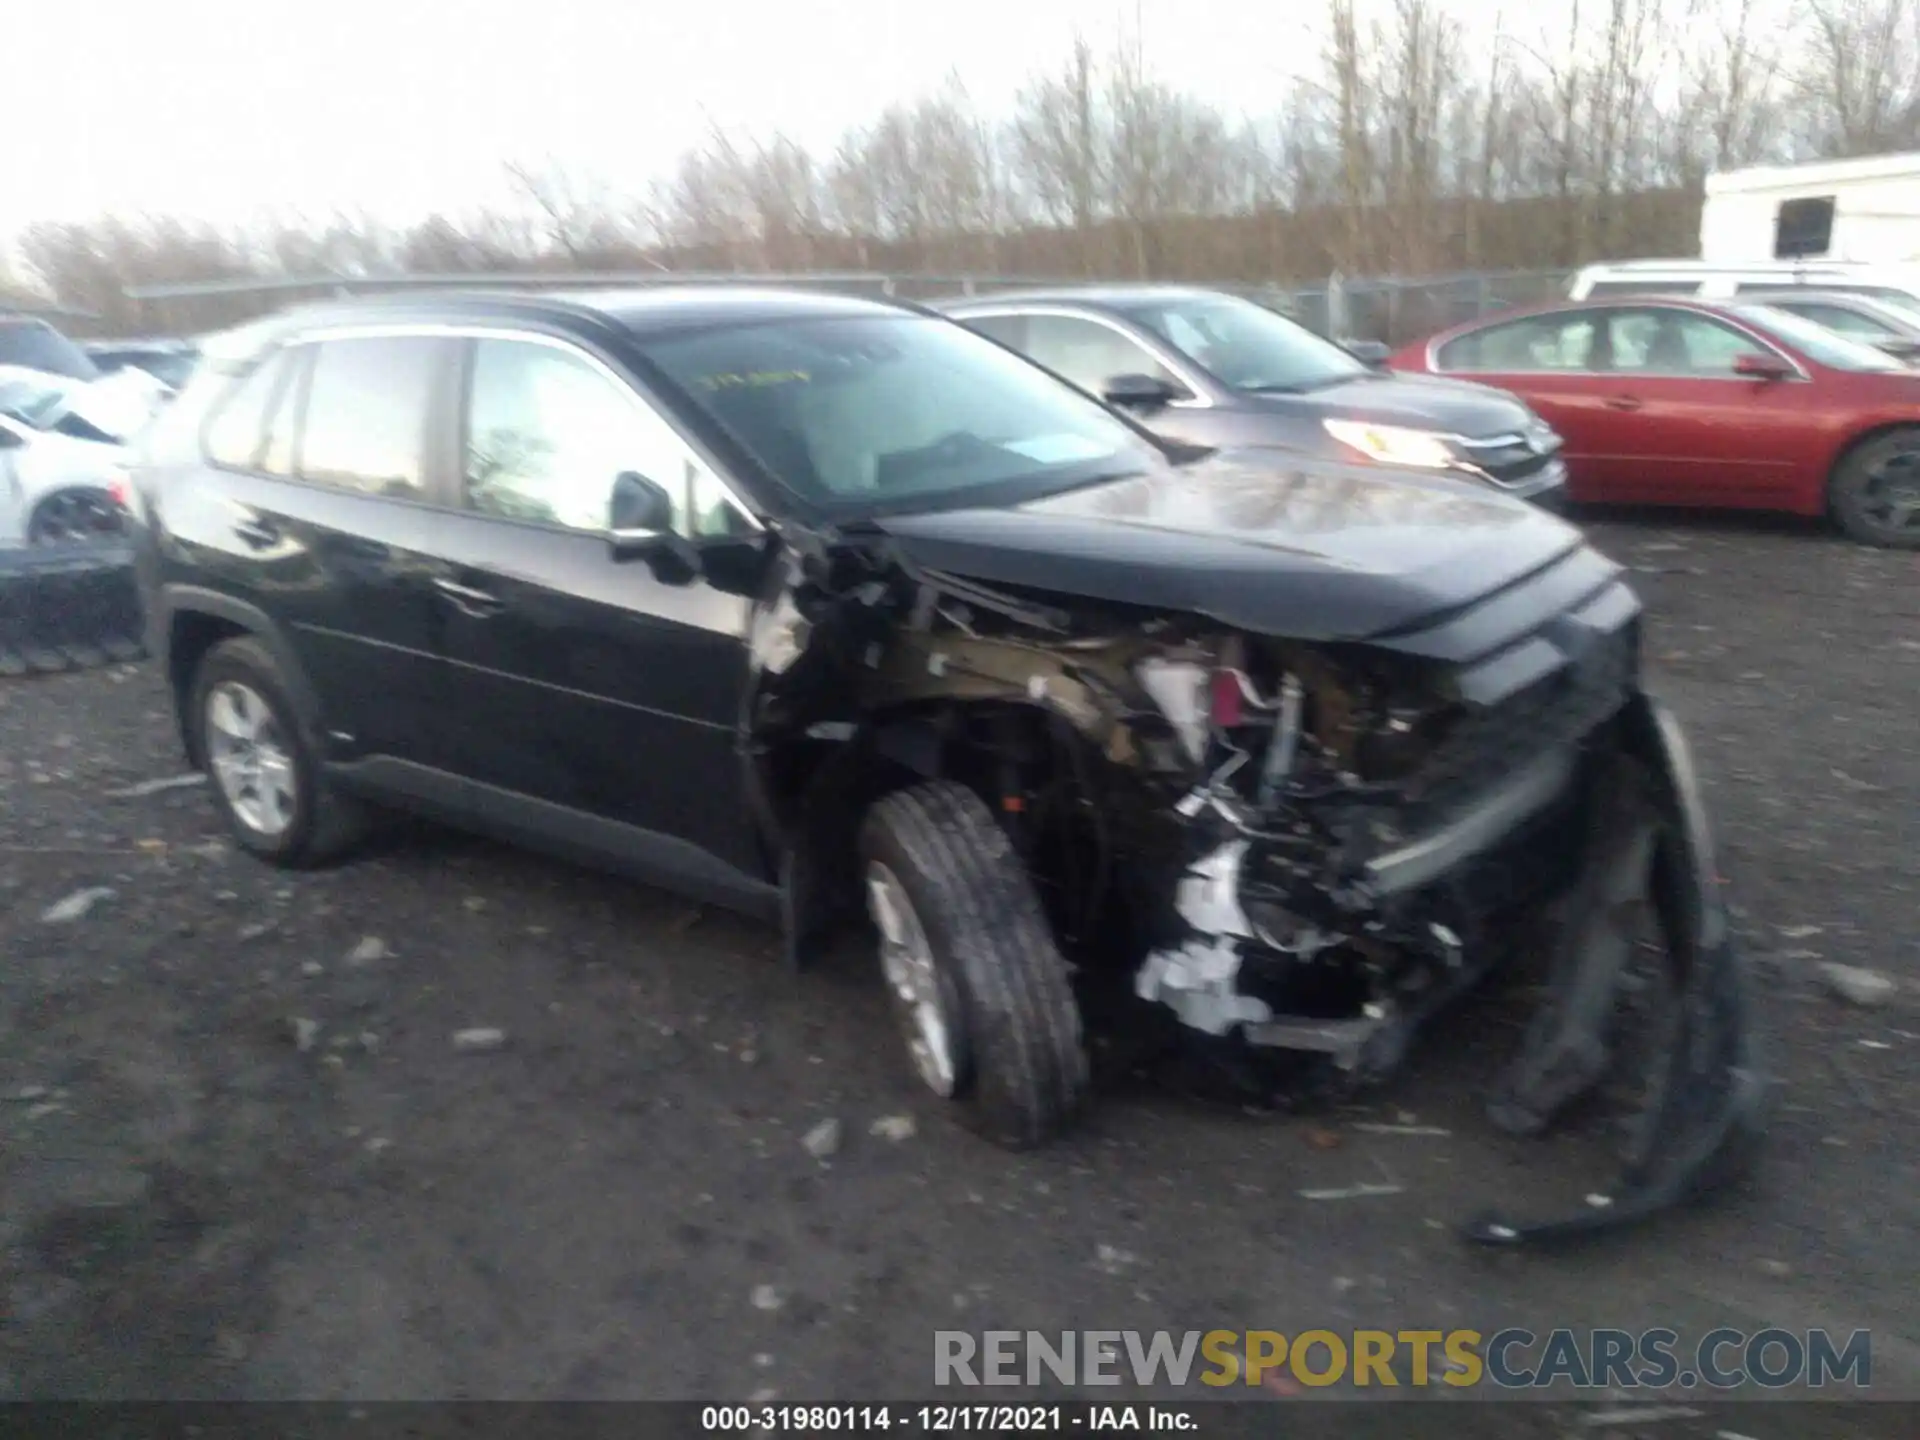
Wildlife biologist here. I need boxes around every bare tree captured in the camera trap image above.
[1788,0,1920,157]
[1009,36,1109,267]
[504,156,631,262]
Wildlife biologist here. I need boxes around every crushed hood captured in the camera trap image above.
[873,452,1588,641]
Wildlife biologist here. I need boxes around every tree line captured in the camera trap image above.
[6,0,1918,336]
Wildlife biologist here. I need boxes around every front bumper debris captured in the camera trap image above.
[1135,691,1763,1246]
[1464,693,1764,1245]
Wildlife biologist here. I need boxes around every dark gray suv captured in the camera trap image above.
[939,286,1570,509]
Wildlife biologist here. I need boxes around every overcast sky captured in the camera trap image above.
[6,0,1362,239]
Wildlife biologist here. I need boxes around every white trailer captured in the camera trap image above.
[1700,151,1920,266]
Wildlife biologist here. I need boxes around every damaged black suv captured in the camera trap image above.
[128,287,1759,1243]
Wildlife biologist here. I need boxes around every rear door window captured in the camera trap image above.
[295,336,447,498]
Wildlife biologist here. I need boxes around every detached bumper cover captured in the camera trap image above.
[1464,692,1766,1245]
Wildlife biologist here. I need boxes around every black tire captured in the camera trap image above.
[189,636,371,867]
[859,780,1090,1148]
[1828,427,1920,549]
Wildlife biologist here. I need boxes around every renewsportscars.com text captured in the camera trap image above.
[934,1327,1873,1390]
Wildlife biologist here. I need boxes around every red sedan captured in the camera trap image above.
[1391,295,1920,547]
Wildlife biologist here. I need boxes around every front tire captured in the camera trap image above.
[859,781,1090,1148]
[1829,428,1920,549]
[190,637,370,867]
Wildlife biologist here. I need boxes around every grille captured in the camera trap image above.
[1459,432,1563,488]
[1395,619,1637,820]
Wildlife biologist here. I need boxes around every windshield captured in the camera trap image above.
[1115,294,1368,393]
[1841,288,1920,322]
[635,313,1162,515]
[0,319,100,380]
[1732,305,1910,373]
[0,372,75,429]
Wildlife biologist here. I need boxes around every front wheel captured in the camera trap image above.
[1829,428,1920,549]
[859,781,1090,1149]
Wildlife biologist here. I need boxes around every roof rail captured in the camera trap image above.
[119,269,1134,303]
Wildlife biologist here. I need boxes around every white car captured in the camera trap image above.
[1567,258,1920,313]
[0,365,166,547]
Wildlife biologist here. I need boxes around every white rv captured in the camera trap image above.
[1699,151,1920,266]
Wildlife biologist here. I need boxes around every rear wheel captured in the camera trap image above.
[859,781,1090,1148]
[191,637,371,866]
[1829,428,1920,549]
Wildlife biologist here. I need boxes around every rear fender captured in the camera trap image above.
[157,585,325,766]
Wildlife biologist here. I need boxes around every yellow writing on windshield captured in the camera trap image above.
[695,369,811,391]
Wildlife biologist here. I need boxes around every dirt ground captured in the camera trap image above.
[1,513,1916,1424]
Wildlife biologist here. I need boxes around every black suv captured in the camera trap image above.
[937,287,1570,509]
[129,286,1755,1240]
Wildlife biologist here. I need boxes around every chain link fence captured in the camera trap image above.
[114,268,1574,347]
[1281,268,1579,346]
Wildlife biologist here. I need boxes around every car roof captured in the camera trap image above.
[937,284,1241,312]
[1419,293,1806,351]
[1735,288,1897,308]
[239,285,916,346]
[1576,258,1875,274]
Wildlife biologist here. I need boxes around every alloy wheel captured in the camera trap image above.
[204,681,298,839]
[866,861,959,1097]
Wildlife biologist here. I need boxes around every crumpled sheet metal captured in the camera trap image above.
[1463,694,1766,1246]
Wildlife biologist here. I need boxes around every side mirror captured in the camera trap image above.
[1343,339,1392,368]
[1732,351,1793,381]
[1873,338,1920,364]
[608,470,699,580]
[1102,372,1188,410]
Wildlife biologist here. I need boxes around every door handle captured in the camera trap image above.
[433,577,505,615]
[232,518,280,548]
[1604,396,1644,412]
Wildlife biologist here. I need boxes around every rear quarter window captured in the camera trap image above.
[203,350,297,470]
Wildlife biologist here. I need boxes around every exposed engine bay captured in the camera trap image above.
[747,513,1764,1248]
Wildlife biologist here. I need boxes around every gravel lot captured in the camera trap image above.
[1,514,1916,1420]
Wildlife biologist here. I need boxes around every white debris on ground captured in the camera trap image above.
[103,773,206,799]
[801,1118,842,1160]
[1818,963,1897,1007]
[1298,1182,1405,1201]
[869,1114,917,1142]
[40,887,116,924]
[344,936,392,967]
[451,1028,507,1053]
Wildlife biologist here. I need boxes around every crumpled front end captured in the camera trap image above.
[753,521,1762,1245]
[1115,553,1764,1244]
